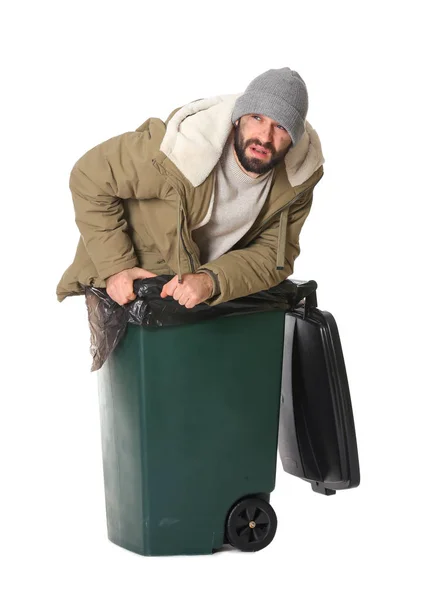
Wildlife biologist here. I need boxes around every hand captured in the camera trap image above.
[160,273,213,309]
[106,267,157,306]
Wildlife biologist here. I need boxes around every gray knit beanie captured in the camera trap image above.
[231,67,308,146]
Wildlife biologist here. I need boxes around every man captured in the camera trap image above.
[56,67,324,308]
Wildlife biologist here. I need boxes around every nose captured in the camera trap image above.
[259,122,273,144]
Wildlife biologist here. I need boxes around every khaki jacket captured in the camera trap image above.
[56,94,324,305]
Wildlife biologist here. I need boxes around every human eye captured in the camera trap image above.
[277,124,286,130]
[252,115,261,121]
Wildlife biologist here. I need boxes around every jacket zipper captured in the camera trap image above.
[179,205,195,272]
[152,159,197,273]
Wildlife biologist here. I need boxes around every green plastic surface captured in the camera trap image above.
[97,310,286,555]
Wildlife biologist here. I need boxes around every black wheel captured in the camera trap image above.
[225,496,277,552]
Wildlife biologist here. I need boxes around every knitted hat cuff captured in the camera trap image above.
[231,91,305,146]
[231,67,308,147]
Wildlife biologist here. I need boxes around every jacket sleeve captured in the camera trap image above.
[198,187,315,305]
[69,127,165,281]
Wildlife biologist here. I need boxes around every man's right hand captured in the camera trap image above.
[106,267,157,306]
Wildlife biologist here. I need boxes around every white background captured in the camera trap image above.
[1,1,422,598]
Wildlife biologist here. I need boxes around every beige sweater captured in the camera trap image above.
[192,136,273,264]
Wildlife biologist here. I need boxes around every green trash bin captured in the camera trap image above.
[97,308,287,556]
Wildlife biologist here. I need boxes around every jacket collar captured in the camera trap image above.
[160,94,325,188]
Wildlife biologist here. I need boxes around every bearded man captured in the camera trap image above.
[57,67,324,309]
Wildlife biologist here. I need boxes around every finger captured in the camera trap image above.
[185,297,197,309]
[177,293,189,306]
[160,284,170,298]
[161,275,179,298]
[120,293,136,306]
[173,286,183,301]
[109,290,126,306]
[160,282,169,298]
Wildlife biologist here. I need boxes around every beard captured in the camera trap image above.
[233,123,292,175]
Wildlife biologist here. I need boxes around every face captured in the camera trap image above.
[233,114,292,176]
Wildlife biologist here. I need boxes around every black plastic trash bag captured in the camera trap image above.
[85,274,317,372]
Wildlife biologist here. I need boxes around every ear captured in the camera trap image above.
[234,119,239,127]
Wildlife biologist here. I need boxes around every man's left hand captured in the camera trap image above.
[160,273,214,309]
